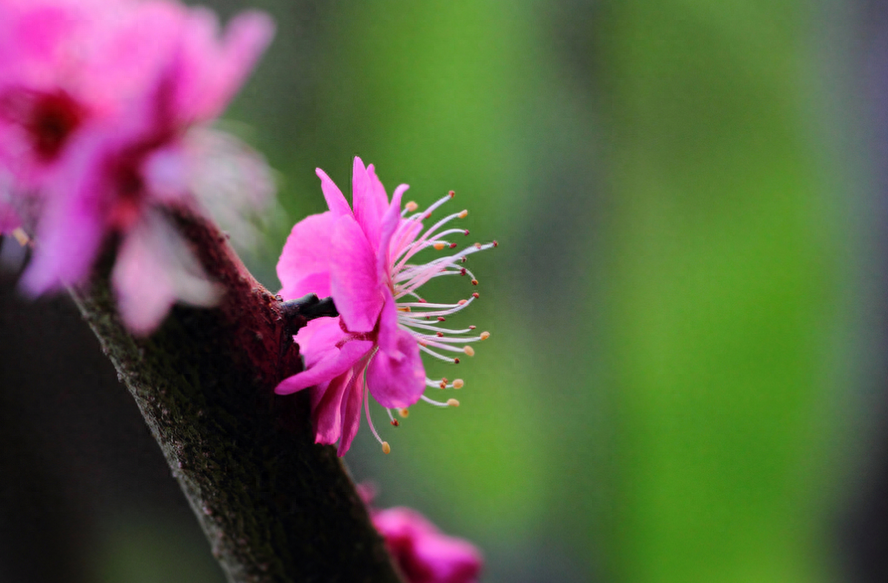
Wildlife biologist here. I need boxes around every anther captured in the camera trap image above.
[454,358,460,364]
[12,228,30,247]
[460,268,467,275]
[471,279,479,286]
[391,419,400,427]
[458,299,467,305]
[449,190,455,198]
[472,292,480,298]
[449,243,457,249]
[447,399,460,407]
[469,325,476,330]
[464,229,470,235]
[382,442,391,454]
[436,331,444,337]
[398,408,410,418]
[458,210,468,219]
[433,242,446,250]
[492,240,499,247]
[439,380,446,389]
[480,331,490,340]
[463,346,475,356]
[398,306,412,312]
[452,379,464,389]
[474,242,482,249]
[460,256,467,263]
[437,316,446,322]
[406,201,418,211]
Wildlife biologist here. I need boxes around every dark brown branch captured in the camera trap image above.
[69,211,404,583]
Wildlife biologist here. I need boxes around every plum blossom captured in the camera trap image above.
[0,0,274,334]
[275,157,495,455]
[358,484,483,583]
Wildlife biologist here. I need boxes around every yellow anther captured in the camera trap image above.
[12,228,30,247]
[433,242,446,251]
[405,201,418,211]
[463,346,475,357]
[480,331,490,340]
[398,408,410,418]
[458,210,468,219]
[382,442,391,454]
[458,299,467,305]
[452,379,464,389]
[398,306,412,312]
[447,399,460,407]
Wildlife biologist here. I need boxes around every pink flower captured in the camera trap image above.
[359,485,483,583]
[0,0,274,334]
[275,157,495,455]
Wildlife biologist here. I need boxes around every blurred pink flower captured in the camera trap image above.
[0,0,274,334]
[275,157,495,455]
[359,485,483,583]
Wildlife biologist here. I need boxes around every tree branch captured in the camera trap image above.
[69,210,404,583]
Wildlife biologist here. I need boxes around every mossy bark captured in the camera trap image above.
[70,211,403,583]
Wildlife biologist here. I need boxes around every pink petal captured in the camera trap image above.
[187,10,274,121]
[376,289,403,360]
[312,370,350,445]
[352,157,386,250]
[294,317,347,368]
[412,533,483,583]
[275,338,372,395]
[316,168,352,217]
[330,214,383,333]
[336,367,365,456]
[277,211,336,299]
[20,152,105,294]
[366,328,425,409]
[112,212,220,335]
[112,222,176,336]
[377,183,409,281]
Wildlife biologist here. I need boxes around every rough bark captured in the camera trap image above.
[69,210,404,583]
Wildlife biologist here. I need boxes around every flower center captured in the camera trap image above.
[0,88,85,162]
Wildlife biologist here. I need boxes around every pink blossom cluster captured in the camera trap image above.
[359,484,483,583]
[0,0,274,333]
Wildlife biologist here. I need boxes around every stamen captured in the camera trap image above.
[405,201,418,211]
[452,379,464,389]
[447,399,459,407]
[480,331,490,340]
[382,442,391,454]
[12,228,30,247]
[463,346,475,357]
[433,242,446,250]
[421,395,451,407]
[471,279,479,286]
[458,210,468,219]
[364,385,386,450]
[398,408,410,418]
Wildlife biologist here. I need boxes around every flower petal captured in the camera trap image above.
[366,328,425,409]
[352,158,387,251]
[330,214,383,333]
[312,370,350,445]
[336,368,364,456]
[316,167,352,218]
[275,338,372,395]
[112,211,220,335]
[376,288,402,360]
[277,211,336,299]
[377,182,409,281]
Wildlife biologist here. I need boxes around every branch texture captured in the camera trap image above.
[70,210,404,583]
